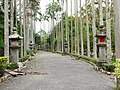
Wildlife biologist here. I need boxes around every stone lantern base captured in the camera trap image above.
[10,47,19,62]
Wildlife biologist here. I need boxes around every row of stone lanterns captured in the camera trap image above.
[9,27,34,62]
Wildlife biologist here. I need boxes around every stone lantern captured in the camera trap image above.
[64,40,68,54]
[9,29,23,62]
[96,25,107,67]
[29,41,34,51]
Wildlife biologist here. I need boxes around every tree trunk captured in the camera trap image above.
[30,2,34,44]
[76,0,80,55]
[74,0,77,54]
[10,0,14,34]
[14,0,17,28]
[23,0,27,56]
[61,14,64,53]
[51,18,54,51]
[19,0,23,57]
[66,0,69,53]
[80,0,84,55]
[33,16,36,44]
[92,0,97,58]
[61,0,65,53]
[58,20,61,51]
[71,0,73,54]
[57,0,60,51]
[85,0,90,57]
[26,1,30,50]
[56,21,59,51]
[106,0,112,62]
[4,0,9,61]
[113,0,120,88]
[113,0,120,59]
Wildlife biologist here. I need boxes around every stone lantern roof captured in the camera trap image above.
[96,33,106,37]
[9,30,23,40]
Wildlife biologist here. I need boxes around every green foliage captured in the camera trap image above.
[102,63,115,72]
[27,49,34,56]
[70,53,98,64]
[19,55,29,62]
[0,4,4,56]
[114,60,120,78]
[80,55,98,64]
[45,2,61,20]
[29,0,42,21]
[35,34,41,45]
[0,57,8,77]
[19,55,30,62]
[53,38,57,50]
[53,38,57,46]
[7,62,18,70]
[26,49,31,55]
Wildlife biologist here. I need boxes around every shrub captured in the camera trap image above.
[26,49,31,55]
[19,55,30,62]
[0,57,8,77]
[27,49,34,56]
[70,54,98,64]
[80,55,98,64]
[7,62,18,70]
[102,63,115,72]
[114,59,120,78]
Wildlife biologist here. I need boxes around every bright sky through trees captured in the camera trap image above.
[36,0,85,33]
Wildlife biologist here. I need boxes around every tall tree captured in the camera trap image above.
[19,0,23,57]
[45,1,61,51]
[4,0,9,61]
[58,20,61,51]
[61,0,65,53]
[106,0,112,62]
[80,0,84,55]
[65,0,69,53]
[70,0,73,53]
[14,0,17,28]
[113,0,120,59]
[33,16,36,44]
[23,0,27,56]
[92,0,97,58]
[74,0,77,54]
[29,0,35,44]
[56,21,59,51]
[113,0,120,88]
[85,0,90,57]
[76,0,80,55]
[10,0,14,34]
[26,0,30,50]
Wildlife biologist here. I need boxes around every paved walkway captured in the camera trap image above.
[0,51,115,90]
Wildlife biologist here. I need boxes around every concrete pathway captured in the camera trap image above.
[0,51,115,90]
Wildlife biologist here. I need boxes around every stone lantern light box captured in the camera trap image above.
[96,25,107,47]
